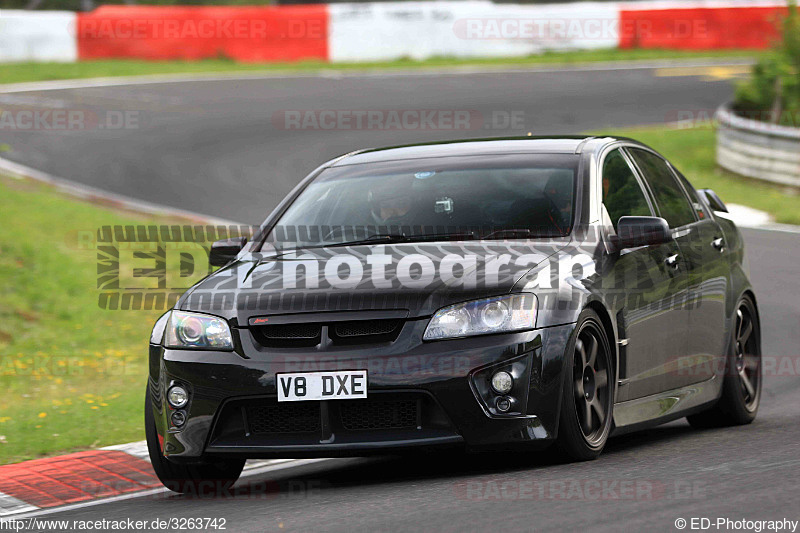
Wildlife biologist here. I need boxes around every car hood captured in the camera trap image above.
[179,240,570,325]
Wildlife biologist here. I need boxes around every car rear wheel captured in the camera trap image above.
[145,386,245,494]
[555,309,614,461]
[687,295,761,429]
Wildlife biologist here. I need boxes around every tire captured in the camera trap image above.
[145,386,245,494]
[554,309,615,461]
[687,295,761,429]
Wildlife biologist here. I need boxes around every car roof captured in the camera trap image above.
[329,136,632,167]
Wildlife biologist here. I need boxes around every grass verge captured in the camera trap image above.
[592,125,800,225]
[0,173,181,464]
[0,49,764,85]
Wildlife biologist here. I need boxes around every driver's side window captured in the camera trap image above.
[602,149,653,232]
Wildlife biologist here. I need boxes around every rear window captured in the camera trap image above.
[270,154,579,248]
[628,148,697,229]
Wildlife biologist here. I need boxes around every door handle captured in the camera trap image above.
[711,237,725,252]
[665,254,680,269]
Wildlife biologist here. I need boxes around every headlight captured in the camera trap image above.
[164,311,234,350]
[423,293,537,341]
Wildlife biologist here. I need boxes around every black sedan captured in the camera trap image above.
[146,136,761,492]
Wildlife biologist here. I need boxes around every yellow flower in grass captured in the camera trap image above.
[38,412,47,419]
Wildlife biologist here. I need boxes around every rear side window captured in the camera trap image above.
[673,168,708,221]
[627,148,696,229]
[602,149,652,231]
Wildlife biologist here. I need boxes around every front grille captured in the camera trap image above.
[260,323,321,339]
[332,319,402,338]
[246,403,320,434]
[340,400,419,431]
[207,393,459,448]
[251,318,403,348]
[252,323,322,348]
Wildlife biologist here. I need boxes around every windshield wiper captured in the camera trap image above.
[327,232,477,247]
[481,228,534,240]
[325,233,410,247]
[265,232,477,258]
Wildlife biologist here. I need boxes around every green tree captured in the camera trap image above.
[734,0,800,125]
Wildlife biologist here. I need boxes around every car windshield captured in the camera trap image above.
[267,154,578,249]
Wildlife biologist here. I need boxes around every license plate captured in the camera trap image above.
[276,370,368,402]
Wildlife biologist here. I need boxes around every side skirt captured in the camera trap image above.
[611,375,722,436]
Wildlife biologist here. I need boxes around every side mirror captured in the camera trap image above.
[209,237,247,267]
[616,216,672,249]
[699,189,728,213]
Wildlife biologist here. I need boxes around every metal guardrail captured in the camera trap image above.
[716,103,800,188]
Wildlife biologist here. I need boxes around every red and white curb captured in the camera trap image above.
[2,2,790,64]
[0,440,309,517]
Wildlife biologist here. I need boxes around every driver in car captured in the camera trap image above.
[368,180,416,225]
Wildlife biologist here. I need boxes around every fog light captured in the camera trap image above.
[171,410,186,427]
[496,397,512,413]
[491,371,513,394]
[167,385,189,409]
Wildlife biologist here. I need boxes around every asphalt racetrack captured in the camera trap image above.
[3,61,798,532]
[1,61,747,224]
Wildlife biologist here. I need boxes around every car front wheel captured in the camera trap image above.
[145,386,245,494]
[555,309,614,461]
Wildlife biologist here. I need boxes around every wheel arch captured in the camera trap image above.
[741,289,759,316]
[584,300,618,380]
[739,288,761,350]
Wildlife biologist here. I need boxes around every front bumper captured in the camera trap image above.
[148,321,575,460]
